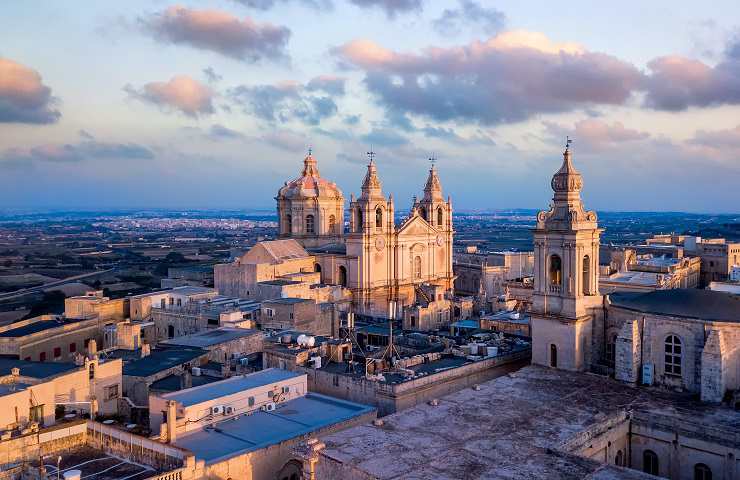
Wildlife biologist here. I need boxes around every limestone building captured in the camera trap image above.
[217,151,455,320]
[531,143,740,406]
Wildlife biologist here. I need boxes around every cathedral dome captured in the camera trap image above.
[278,153,343,200]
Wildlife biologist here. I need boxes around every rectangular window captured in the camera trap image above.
[69,342,76,353]
[105,385,119,401]
[39,352,46,362]
[53,347,61,358]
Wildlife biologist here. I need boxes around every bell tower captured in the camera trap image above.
[347,151,394,315]
[531,139,602,372]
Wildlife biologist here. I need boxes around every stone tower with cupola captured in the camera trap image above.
[531,141,603,371]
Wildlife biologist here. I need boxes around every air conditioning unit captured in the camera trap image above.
[239,358,249,366]
[191,367,201,377]
[210,405,224,415]
[282,386,290,394]
[224,406,234,415]
[261,402,276,412]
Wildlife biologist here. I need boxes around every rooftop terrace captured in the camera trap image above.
[122,347,207,377]
[174,393,375,463]
[162,368,303,407]
[160,327,261,348]
[319,365,740,479]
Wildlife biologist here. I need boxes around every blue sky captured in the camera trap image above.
[1,1,739,212]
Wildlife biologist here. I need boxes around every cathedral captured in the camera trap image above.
[275,151,455,318]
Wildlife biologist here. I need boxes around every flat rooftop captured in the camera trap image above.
[163,368,303,407]
[263,297,312,304]
[122,347,207,378]
[610,289,740,322]
[0,357,78,379]
[259,279,302,286]
[149,373,222,393]
[0,318,87,338]
[319,365,740,479]
[174,393,375,463]
[160,327,261,348]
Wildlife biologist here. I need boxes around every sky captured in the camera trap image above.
[1,1,739,213]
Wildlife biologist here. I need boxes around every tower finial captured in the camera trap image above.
[366,147,376,164]
[308,146,312,156]
[565,136,573,151]
[429,154,436,168]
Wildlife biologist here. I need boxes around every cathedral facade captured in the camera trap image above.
[276,152,455,318]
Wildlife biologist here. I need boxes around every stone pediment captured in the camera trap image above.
[397,215,435,236]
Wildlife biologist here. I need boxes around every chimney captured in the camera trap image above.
[166,400,178,443]
[87,339,97,356]
[10,367,19,377]
[140,343,151,358]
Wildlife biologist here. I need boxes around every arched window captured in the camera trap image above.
[643,450,659,476]
[550,344,558,368]
[376,207,383,228]
[420,207,427,221]
[665,335,682,376]
[549,255,562,285]
[437,207,443,227]
[694,463,712,480]
[338,266,347,287]
[328,215,336,233]
[306,214,315,234]
[285,214,292,234]
[315,263,321,273]
[582,255,590,295]
[356,208,363,232]
[414,256,422,279]
[615,450,623,467]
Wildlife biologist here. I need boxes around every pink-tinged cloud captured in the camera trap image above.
[261,130,307,152]
[0,58,60,124]
[644,53,740,110]
[333,31,643,125]
[125,76,214,117]
[544,119,650,151]
[141,6,290,62]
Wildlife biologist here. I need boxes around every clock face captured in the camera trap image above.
[375,237,386,250]
[436,235,444,246]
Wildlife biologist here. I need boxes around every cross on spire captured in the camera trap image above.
[366,147,376,163]
[429,154,437,168]
[565,136,573,150]
[307,146,312,156]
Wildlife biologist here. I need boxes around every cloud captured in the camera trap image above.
[209,124,245,139]
[232,0,332,10]
[78,129,95,140]
[348,0,423,18]
[421,125,495,145]
[306,75,346,95]
[202,66,223,83]
[643,49,740,110]
[140,6,291,62]
[261,130,307,152]
[124,75,214,117]
[333,30,642,125]
[433,0,505,37]
[688,125,740,152]
[0,140,154,165]
[228,75,344,125]
[0,58,61,124]
[543,118,650,151]
[361,128,409,147]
